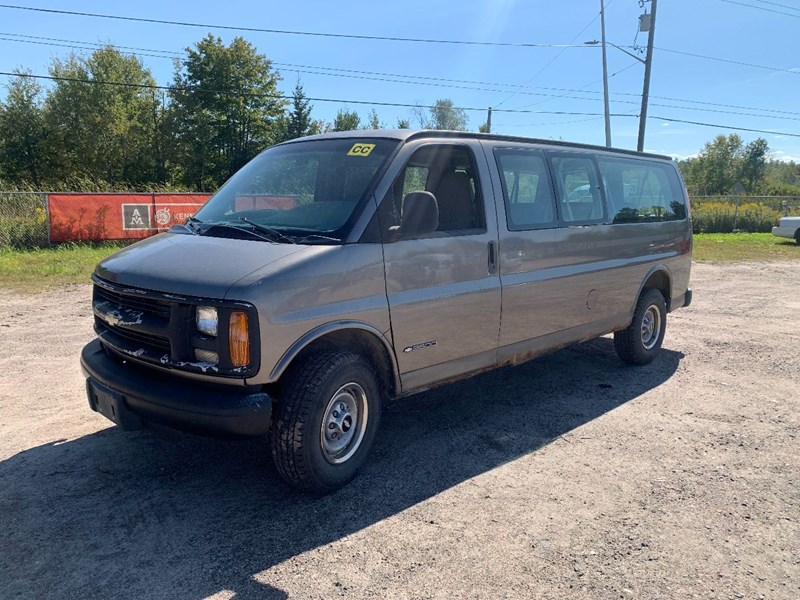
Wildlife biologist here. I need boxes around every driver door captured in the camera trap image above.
[378,141,501,392]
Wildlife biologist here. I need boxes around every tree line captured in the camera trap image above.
[677,134,800,196]
[0,36,470,191]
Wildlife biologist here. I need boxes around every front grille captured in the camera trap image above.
[94,285,171,320]
[108,326,171,351]
[93,280,173,358]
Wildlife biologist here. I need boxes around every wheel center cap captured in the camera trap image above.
[341,415,352,433]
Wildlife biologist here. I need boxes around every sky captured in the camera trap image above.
[0,0,798,161]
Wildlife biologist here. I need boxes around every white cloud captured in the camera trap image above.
[771,150,800,163]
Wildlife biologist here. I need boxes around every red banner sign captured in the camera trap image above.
[48,193,211,243]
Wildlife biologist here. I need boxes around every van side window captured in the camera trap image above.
[494,150,556,230]
[550,155,605,224]
[598,159,687,223]
[382,145,486,235]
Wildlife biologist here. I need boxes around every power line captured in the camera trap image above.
[613,91,800,118]
[0,4,796,76]
[0,35,179,60]
[0,32,623,96]
[0,4,598,49]
[0,36,639,106]
[0,70,634,117]
[2,33,798,121]
[650,115,800,138]
[719,0,800,18]
[495,0,613,107]
[0,32,179,57]
[655,46,799,75]
[753,0,800,11]
[512,61,640,110]
[3,70,799,138]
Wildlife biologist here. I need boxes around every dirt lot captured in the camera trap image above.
[1,261,798,599]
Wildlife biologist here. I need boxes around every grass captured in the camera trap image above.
[693,232,799,262]
[0,242,127,292]
[0,234,797,292]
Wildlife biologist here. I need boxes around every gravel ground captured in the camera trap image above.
[0,261,798,600]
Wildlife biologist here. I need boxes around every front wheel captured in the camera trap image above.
[794,230,800,246]
[271,351,381,493]
[614,287,667,365]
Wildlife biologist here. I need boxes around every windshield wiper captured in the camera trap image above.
[294,233,342,244]
[239,217,296,244]
[184,216,203,234]
[197,221,277,243]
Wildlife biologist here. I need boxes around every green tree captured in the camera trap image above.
[739,138,769,192]
[365,109,382,129]
[413,98,468,131]
[396,117,410,129]
[332,108,360,131]
[170,35,285,190]
[764,159,800,193]
[478,121,490,133]
[44,46,160,185]
[680,134,770,195]
[0,72,48,186]
[279,80,314,141]
[309,119,327,135]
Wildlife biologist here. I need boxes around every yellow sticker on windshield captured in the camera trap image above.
[347,143,376,157]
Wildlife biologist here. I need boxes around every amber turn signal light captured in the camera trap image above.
[229,311,250,367]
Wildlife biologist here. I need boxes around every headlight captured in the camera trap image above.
[196,306,218,337]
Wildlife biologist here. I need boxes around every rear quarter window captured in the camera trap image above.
[598,158,687,223]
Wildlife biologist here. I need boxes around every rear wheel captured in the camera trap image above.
[794,229,800,246]
[271,351,381,493]
[614,287,667,365]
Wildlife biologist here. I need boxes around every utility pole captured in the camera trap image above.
[637,0,657,152]
[600,0,612,147]
[486,107,492,133]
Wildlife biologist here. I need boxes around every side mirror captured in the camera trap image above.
[394,191,438,238]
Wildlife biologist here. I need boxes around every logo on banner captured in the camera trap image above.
[122,204,152,230]
[155,207,172,226]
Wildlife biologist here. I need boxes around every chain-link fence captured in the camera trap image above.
[691,195,800,214]
[0,192,49,248]
[2,191,800,248]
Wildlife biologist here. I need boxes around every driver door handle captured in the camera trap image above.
[488,241,498,275]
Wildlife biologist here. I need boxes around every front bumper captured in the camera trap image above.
[81,339,272,437]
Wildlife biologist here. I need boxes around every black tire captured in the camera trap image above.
[795,230,800,246]
[271,351,381,493]
[614,287,667,366]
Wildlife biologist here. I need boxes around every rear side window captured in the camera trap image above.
[598,158,687,223]
[494,150,556,230]
[549,155,605,224]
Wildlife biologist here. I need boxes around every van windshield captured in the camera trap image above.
[193,138,398,241]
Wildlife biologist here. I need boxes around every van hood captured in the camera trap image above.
[95,231,308,299]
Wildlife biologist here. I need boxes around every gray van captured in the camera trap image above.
[81,130,692,492]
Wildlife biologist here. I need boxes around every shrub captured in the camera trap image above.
[691,201,781,233]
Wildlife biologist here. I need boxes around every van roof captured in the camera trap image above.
[289,129,673,161]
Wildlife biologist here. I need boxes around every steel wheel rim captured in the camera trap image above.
[641,305,662,350]
[320,382,368,465]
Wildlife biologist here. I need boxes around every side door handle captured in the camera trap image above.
[487,240,498,275]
